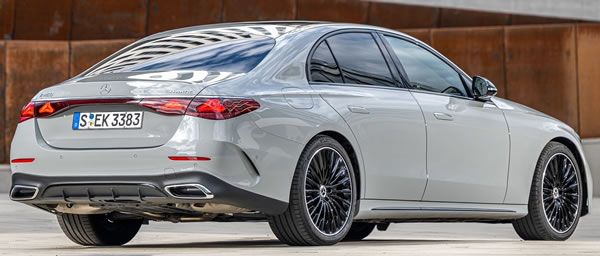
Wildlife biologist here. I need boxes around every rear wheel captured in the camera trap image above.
[343,222,376,241]
[57,213,142,246]
[268,135,357,246]
[512,142,582,240]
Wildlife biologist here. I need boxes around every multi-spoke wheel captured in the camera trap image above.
[305,147,353,236]
[513,142,583,240]
[268,135,357,246]
[541,153,580,233]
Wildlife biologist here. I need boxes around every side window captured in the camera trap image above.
[326,33,395,87]
[384,35,467,97]
[309,41,343,83]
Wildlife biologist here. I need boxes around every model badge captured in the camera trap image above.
[99,84,112,95]
[167,89,195,94]
[38,92,54,98]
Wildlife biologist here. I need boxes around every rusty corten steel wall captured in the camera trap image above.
[71,0,148,40]
[69,39,135,77]
[504,24,579,130]
[0,41,4,163]
[0,0,586,41]
[431,26,506,98]
[13,0,72,40]
[577,24,600,138]
[147,0,222,34]
[224,0,297,22]
[0,24,599,163]
[4,41,70,159]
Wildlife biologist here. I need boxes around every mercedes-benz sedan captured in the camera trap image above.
[9,22,591,246]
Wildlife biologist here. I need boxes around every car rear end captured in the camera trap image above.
[8,24,305,219]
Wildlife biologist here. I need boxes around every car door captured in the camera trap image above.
[308,31,427,201]
[382,34,510,204]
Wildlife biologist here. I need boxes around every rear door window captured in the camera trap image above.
[309,41,343,83]
[325,33,395,87]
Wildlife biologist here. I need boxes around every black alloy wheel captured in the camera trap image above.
[268,135,357,246]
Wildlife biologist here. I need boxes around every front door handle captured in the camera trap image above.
[348,105,370,114]
[433,112,453,121]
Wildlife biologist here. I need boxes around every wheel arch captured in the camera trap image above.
[551,136,590,216]
[313,130,363,208]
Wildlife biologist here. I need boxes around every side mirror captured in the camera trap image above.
[472,76,498,101]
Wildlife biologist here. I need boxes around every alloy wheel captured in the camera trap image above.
[541,153,580,233]
[304,147,353,236]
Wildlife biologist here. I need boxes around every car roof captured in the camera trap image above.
[144,21,409,41]
[144,21,325,40]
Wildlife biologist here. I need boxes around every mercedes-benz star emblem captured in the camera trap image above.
[99,84,112,95]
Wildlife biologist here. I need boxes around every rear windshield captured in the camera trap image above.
[85,35,275,76]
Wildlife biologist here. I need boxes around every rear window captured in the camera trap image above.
[85,34,275,76]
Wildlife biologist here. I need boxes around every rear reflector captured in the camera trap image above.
[11,158,35,163]
[168,156,211,161]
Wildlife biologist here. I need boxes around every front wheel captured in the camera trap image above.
[57,213,143,246]
[512,142,582,240]
[268,135,357,246]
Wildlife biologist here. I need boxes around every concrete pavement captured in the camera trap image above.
[0,165,9,194]
[1,196,600,255]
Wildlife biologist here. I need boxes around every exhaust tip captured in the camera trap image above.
[10,185,39,201]
[164,184,214,200]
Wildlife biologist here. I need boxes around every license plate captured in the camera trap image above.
[72,112,143,130]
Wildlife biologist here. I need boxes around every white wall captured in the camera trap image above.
[371,0,600,22]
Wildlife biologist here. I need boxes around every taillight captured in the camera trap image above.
[17,97,258,122]
[139,98,192,115]
[186,98,260,120]
[19,103,34,123]
[34,101,69,118]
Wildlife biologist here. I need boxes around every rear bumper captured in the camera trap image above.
[10,171,288,215]
[10,115,304,205]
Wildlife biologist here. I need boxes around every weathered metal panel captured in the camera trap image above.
[297,0,369,23]
[0,0,14,40]
[576,24,600,138]
[510,14,578,25]
[4,41,69,157]
[0,41,5,163]
[440,8,510,27]
[148,0,222,34]
[70,39,135,77]
[223,0,295,22]
[432,27,506,97]
[71,0,148,40]
[368,2,439,29]
[14,0,71,40]
[399,28,432,45]
[504,24,578,130]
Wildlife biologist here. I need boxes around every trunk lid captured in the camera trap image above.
[32,71,241,149]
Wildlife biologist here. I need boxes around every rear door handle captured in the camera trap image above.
[433,112,453,121]
[348,105,370,114]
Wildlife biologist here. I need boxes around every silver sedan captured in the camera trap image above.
[9,22,591,246]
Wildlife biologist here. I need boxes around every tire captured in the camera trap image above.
[343,222,375,241]
[268,135,357,246]
[512,142,583,241]
[57,213,143,246]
